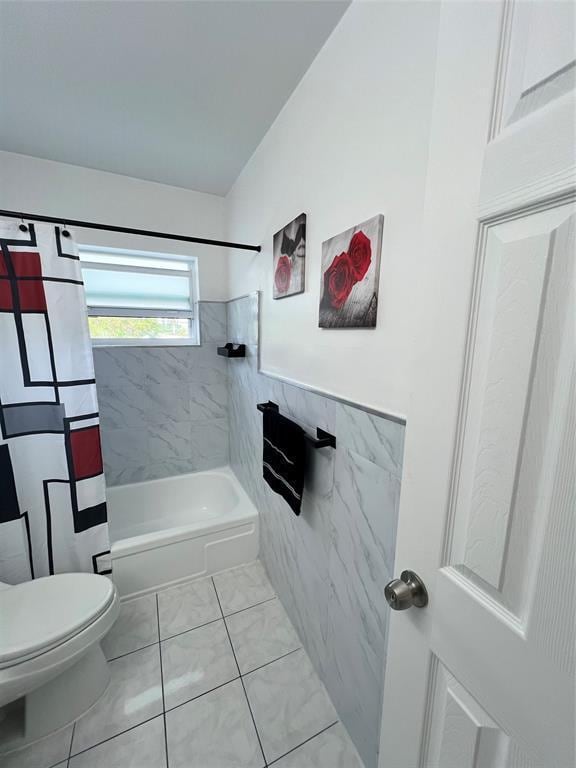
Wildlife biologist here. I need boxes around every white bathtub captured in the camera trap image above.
[107,467,259,597]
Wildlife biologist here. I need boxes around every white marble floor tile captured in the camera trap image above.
[226,598,301,674]
[71,645,163,755]
[157,577,221,639]
[161,619,238,709]
[0,722,73,768]
[243,648,337,764]
[271,723,364,768]
[213,561,275,615]
[166,679,264,768]
[69,716,166,768]
[101,593,158,660]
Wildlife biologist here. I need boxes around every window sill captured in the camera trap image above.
[91,338,200,348]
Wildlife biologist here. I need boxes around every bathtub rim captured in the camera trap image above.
[108,465,258,559]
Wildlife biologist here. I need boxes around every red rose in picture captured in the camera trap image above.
[348,230,372,282]
[323,251,355,310]
[275,255,292,294]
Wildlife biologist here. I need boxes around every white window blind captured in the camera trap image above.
[79,246,199,345]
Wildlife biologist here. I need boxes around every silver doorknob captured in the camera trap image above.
[384,570,428,610]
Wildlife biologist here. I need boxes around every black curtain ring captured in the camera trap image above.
[61,222,70,238]
[19,215,28,232]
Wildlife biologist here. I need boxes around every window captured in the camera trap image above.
[79,246,199,346]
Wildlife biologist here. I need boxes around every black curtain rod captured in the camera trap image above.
[0,209,261,252]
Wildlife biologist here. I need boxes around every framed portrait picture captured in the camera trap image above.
[273,213,306,299]
[319,214,384,328]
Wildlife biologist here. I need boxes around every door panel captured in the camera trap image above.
[497,0,575,129]
[454,204,574,609]
[459,210,562,591]
[425,665,505,768]
[482,1,576,218]
[424,660,568,768]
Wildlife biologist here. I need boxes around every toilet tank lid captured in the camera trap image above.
[0,573,115,667]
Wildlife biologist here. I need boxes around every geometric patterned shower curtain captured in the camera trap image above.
[0,221,110,584]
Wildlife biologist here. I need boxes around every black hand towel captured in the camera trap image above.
[262,408,306,515]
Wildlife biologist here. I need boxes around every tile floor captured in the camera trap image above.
[1,561,364,768]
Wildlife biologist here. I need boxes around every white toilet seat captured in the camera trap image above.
[0,574,120,752]
[0,574,120,713]
[0,573,116,668]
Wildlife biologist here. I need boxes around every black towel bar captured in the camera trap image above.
[256,401,336,450]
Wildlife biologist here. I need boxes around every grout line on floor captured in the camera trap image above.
[266,720,340,766]
[106,639,159,662]
[223,595,277,619]
[160,615,222,644]
[164,675,241,714]
[241,646,302,677]
[155,593,170,768]
[213,577,269,768]
[160,641,303,716]
[3,724,77,767]
[34,611,340,766]
[58,566,339,767]
[210,575,225,620]
[68,714,162,760]
[143,563,244,601]
[66,722,76,767]
[106,600,287,667]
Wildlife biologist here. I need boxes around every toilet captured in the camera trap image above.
[0,573,120,752]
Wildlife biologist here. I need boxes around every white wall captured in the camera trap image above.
[1,0,448,415]
[225,1,441,417]
[0,151,228,300]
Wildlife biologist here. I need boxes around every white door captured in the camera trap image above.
[380,2,575,767]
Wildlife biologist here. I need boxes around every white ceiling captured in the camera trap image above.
[0,1,349,195]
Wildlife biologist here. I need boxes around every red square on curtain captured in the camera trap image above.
[11,251,43,278]
[18,279,47,311]
[70,426,103,480]
[0,254,8,277]
[0,281,13,310]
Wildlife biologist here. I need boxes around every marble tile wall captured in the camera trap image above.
[226,293,405,768]
[94,302,229,486]
[94,291,404,767]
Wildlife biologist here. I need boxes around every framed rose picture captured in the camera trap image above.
[273,213,306,299]
[319,214,384,328]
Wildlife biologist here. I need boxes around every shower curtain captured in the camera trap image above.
[0,221,110,584]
